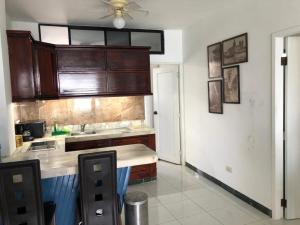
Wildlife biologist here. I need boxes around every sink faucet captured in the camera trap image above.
[80,124,86,133]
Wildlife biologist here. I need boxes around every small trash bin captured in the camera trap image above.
[124,191,148,225]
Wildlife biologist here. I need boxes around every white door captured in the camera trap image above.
[286,37,300,219]
[153,65,181,164]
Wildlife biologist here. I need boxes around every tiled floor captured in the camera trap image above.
[125,161,300,225]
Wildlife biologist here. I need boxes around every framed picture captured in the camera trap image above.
[207,42,222,78]
[222,33,248,66]
[208,80,223,114]
[223,66,240,104]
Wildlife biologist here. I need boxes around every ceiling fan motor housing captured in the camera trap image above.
[110,0,128,8]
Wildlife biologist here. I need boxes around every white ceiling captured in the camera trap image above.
[6,0,243,29]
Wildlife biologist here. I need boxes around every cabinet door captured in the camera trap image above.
[7,31,35,101]
[108,71,151,95]
[65,139,111,152]
[34,43,58,99]
[111,135,149,146]
[58,71,108,96]
[107,49,150,71]
[57,47,106,72]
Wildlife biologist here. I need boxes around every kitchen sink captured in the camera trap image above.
[29,140,56,151]
[70,130,97,136]
[70,128,131,137]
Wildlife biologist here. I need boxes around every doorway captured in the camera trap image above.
[272,27,300,220]
[152,65,181,165]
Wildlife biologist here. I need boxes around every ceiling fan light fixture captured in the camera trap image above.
[113,15,125,29]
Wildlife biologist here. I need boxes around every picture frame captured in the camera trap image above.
[222,33,248,66]
[208,80,223,114]
[207,42,222,78]
[223,65,240,104]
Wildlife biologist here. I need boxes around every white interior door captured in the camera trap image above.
[286,36,300,219]
[153,65,181,164]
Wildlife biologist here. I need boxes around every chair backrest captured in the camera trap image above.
[0,159,45,225]
[78,151,118,225]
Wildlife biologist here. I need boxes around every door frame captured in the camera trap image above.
[150,64,185,165]
[272,25,300,219]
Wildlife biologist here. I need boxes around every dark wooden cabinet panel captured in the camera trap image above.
[111,136,149,146]
[58,71,108,96]
[107,49,150,71]
[7,31,35,101]
[65,139,111,152]
[56,47,106,72]
[108,71,151,94]
[34,43,58,99]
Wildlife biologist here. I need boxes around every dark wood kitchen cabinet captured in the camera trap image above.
[107,49,150,71]
[7,31,36,101]
[7,30,152,101]
[34,42,58,99]
[65,134,157,183]
[56,47,106,72]
[7,31,58,101]
[107,48,151,95]
[56,47,108,97]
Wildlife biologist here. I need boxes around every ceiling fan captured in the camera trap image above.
[99,0,149,29]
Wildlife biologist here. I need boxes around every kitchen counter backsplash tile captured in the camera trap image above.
[13,96,145,125]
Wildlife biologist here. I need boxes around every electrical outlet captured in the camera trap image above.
[225,166,232,173]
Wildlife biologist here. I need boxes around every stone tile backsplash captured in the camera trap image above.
[13,96,145,126]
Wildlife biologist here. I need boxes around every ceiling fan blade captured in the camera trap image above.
[99,13,115,19]
[101,0,113,6]
[126,1,142,10]
[130,8,149,16]
[123,12,134,20]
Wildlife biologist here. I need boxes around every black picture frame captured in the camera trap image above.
[207,42,222,79]
[223,65,240,104]
[208,80,223,114]
[222,33,248,66]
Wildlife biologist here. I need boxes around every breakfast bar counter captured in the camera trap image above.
[2,144,157,225]
[3,143,158,178]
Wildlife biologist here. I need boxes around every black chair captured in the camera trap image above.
[0,160,55,225]
[78,151,118,225]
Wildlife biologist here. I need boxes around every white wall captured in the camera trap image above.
[150,30,183,64]
[183,0,300,210]
[0,0,16,156]
[9,20,39,40]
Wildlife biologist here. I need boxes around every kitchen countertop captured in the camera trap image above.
[2,143,158,179]
[2,127,157,178]
[16,126,155,153]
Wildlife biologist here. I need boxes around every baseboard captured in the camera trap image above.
[185,162,272,217]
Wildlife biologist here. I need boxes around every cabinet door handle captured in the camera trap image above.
[154,111,158,115]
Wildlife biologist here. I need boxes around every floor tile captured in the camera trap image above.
[178,212,223,225]
[148,205,176,225]
[163,199,204,219]
[126,161,300,225]
[157,192,188,205]
[209,205,259,225]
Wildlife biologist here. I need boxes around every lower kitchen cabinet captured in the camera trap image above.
[65,134,156,183]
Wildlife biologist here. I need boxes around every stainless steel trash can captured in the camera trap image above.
[125,191,148,225]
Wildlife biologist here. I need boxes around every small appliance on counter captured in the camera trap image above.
[15,120,46,142]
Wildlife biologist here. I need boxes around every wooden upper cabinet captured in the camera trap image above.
[56,47,106,72]
[34,42,58,99]
[58,71,108,96]
[7,31,35,101]
[108,71,151,94]
[107,48,150,71]
[7,31,151,101]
